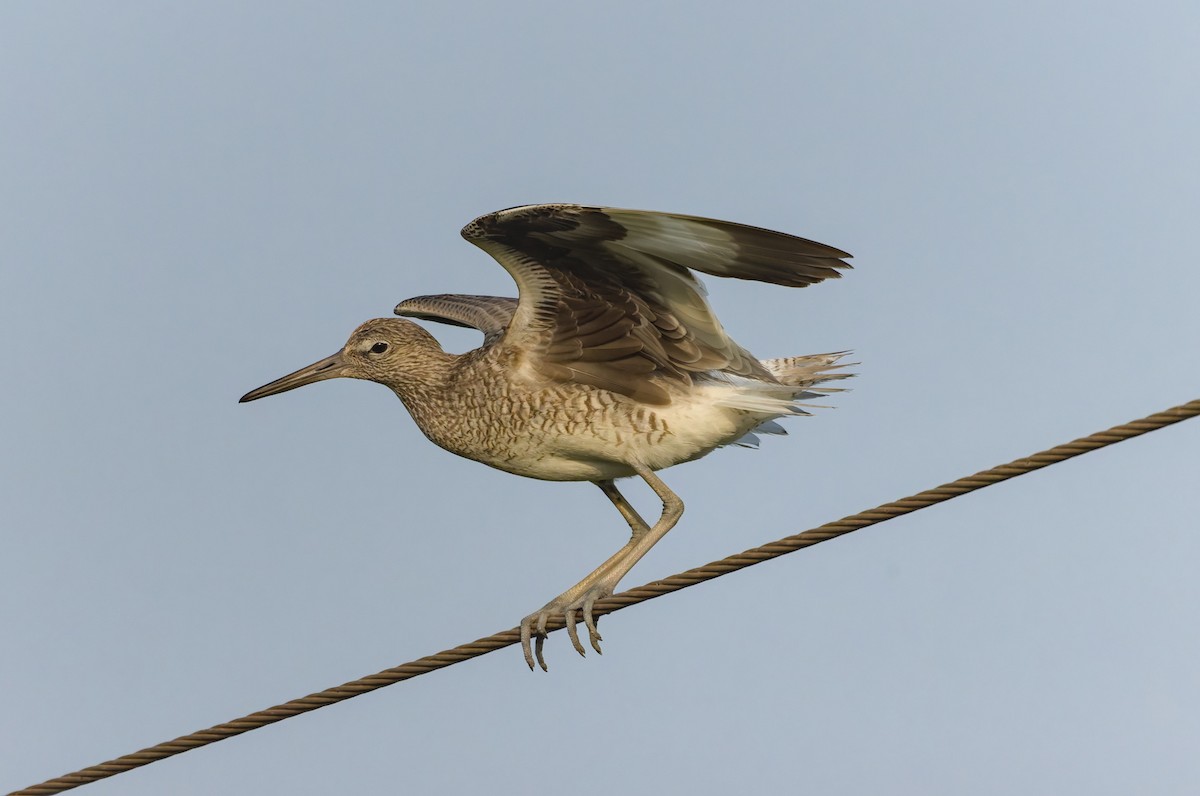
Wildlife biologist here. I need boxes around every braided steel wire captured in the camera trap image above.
[10,398,1199,796]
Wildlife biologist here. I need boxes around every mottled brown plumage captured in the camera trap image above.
[241,204,852,669]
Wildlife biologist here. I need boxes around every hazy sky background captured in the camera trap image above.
[3,2,1199,794]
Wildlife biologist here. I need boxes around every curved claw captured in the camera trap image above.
[583,594,604,655]
[565,608,587,657]
[534,633,548,672]
[520,613,551,672]
[519,587,614,669]
[534,612,551,671]
[520,617,536,671]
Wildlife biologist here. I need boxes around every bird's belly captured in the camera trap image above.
[486,452,637,482]
[449,393,762,482]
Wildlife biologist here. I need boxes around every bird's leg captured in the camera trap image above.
[521,464,685,671]
[557,480,647,657]
[597,478,650,537]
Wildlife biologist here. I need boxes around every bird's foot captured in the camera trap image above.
[520,585,611,671]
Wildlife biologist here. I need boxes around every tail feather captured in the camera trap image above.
[716,352,855,450]
[705,351,854,416]
[759,351,856,392]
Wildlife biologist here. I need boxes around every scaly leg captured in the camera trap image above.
[559,480,647,657]
[521,464,685,671]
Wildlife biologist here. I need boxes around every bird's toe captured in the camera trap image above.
[519,615,538,671]
[520,585,613,670]
[582,594,604,655]
[565,607,588,657]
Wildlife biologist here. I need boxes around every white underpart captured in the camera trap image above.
[704,373,813,415]
[519,379,797,482]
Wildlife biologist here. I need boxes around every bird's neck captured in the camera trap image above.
[386,344,458,410]
[387,345,501,457]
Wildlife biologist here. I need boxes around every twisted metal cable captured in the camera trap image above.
[10,398,1199,796]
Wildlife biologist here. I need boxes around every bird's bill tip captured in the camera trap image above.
[239,352,347,403]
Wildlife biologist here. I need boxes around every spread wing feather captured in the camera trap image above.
[458,204,851,405]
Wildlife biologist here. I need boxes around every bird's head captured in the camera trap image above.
[239,318,444,403]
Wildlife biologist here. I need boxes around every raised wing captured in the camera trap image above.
[461,204,851,404]
[395,294,517,344]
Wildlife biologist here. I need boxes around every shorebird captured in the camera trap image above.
[240,203,852,670]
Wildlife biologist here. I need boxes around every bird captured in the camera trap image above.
[240,203,853,670]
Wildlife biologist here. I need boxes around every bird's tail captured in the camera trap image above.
[713,352,855,448]
[759,351,856,398]
[705,350,855,436]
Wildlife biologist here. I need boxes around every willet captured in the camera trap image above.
[240,204,853,670]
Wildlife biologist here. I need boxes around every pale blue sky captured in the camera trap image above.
[3,2,1199,794]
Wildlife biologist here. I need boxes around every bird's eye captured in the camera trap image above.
[370,342,389,354]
